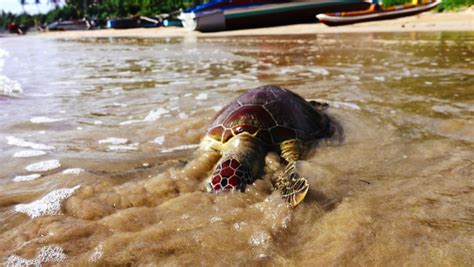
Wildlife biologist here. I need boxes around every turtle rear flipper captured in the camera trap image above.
[280,171,309,207]
[277,139,310,207]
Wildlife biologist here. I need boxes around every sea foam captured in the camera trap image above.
[153,136,165,145]
[143,107,170,121]
[6,245,67,266]
[13,174,42,182]
[161,144,199,153]
[25,160,61,172]
[0,75,23,96]
[15,185,80,218]
[98,137,128,145]
[6,136,54,150]
[13,150,46,158]
[30,117,64,124]
[61,168,84,175]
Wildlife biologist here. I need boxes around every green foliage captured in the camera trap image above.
[382,0,473,9]
[437,0,474,11]
[381,0,412,7]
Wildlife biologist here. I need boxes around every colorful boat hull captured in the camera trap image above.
[316,0,441,26]
[180,0,372,32]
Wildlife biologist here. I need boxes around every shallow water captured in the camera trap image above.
[0,32,473,265]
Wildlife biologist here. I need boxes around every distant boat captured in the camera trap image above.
[316,0,440,26]
[106,16,161,29]
[179,0,371,32]
[47,20,94,31]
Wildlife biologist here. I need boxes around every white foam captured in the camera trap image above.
[61,168,84,175]
[0,75,23,96]
[309,67,329,75]
[6,245,67,266]
[160,144,199,153]
[108,144,138,151]
[233,221,248,230]
[374,76,386,82]
[89,244,104,262]
[13,174,42,182]
[30,117,64,124]
[93,120,103,125]
[178,112,189,119]
[209,216,222,223]
[98,137,128,145]
[15,185,80,218]
[143,107,169,121]
[25,160,61,172]
[308,99,361,111]
[6,136,54,150]
[211,105,223,112]
[249,231,271,247]
[195,93,208,100]
[112,102,128,107]
[153,136,165,145]
[119,119,142,125]
[13,150,46,158]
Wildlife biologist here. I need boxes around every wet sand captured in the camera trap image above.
[37,8,474,40]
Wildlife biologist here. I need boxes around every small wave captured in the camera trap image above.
[108,143,138,151]
[13,150,47,158]
[62,168,84,175]
[98,137,128,145]
[143,107,170,121]
[6,136,55,150]
[13,174,42,182]
[30,116,64,124]
[161,144,199,153]
[0,75,23,96]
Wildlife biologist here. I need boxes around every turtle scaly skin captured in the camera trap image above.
[200,85,339,206]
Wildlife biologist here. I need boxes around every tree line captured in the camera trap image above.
[1,0,205,30]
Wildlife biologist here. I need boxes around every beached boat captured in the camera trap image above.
[179,0,371,32]
[179,0,288,30]
[316,0,440,26]
[47,20,94,31]
[106,16,161,29]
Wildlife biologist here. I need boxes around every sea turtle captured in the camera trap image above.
[200,85,340,207]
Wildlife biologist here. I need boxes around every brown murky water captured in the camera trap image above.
[0,32,473,266]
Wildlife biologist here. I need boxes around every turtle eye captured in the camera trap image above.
[209,158,251,192]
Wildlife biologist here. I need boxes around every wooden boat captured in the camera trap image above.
[316,0,440,26]
[180,0,372,32]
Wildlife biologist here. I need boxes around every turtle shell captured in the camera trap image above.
[206,85,331,145]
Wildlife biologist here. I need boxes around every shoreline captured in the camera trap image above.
[17,8,474,39]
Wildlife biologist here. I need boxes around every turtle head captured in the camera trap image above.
[208,158,252,192]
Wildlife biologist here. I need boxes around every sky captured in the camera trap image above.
[0,0,63,14]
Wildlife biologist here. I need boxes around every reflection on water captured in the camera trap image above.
[0,32,473,265]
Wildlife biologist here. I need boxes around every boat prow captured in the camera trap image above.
[316,0,441,26]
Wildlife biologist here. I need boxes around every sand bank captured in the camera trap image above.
[37,8,474,39]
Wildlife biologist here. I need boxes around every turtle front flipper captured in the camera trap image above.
[276,139,309,207]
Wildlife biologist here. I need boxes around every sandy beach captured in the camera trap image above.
[34,8,474,40]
